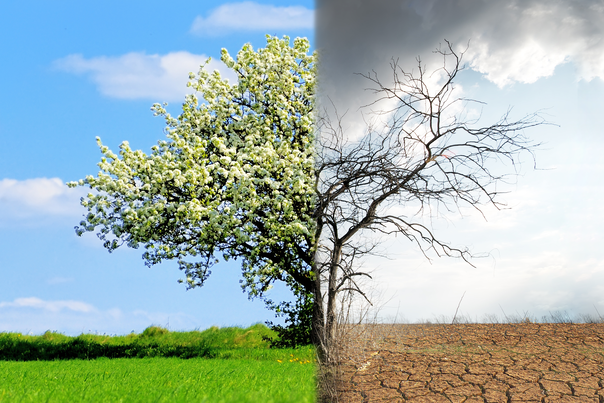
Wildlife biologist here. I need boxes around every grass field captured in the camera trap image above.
[0,324,317,402]
[0,357,315,402]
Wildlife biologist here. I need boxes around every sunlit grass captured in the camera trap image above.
[0,357,316,403]
[0,324,317,402]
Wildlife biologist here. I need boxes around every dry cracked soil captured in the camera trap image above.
[334,323,604,402]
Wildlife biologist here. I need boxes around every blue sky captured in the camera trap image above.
[0,0,313,335]
[2,0,604,335]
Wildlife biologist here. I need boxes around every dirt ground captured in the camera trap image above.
[334,323,604,402]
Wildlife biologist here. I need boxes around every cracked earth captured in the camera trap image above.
[335,323,604,402]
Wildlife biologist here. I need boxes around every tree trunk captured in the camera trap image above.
[311,272,327,362]
[313,242,342,364]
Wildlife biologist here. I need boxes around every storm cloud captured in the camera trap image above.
[316,0,604,112]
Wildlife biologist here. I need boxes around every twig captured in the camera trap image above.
[451,291,466,324]
[594,304,603,323]
[499,304,510,323]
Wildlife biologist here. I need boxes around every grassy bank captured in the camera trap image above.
[0,323,314,361]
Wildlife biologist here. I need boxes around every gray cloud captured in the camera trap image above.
[317,0,604,112]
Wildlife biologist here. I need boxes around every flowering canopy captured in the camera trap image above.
[69,36,317,304]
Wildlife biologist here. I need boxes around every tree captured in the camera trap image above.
[312,40,543,361]
[68,36,317,346]
[69,36,543,364]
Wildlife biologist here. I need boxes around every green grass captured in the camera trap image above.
[0,357,316,402]
[0,324,317,402]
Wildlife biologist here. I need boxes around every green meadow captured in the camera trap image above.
[0,324,316,403]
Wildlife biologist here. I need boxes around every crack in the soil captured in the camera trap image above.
[567,380,576,396]
[335,323,604,402]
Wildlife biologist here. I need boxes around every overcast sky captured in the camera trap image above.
[1,1,603,336]
[317,0,604,324]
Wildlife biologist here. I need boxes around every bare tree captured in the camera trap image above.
[310,40,544,362]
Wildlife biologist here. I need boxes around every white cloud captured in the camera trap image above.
[460,1,604,87]
[53,52,237,101]
[190,2,313,36]
[0,177,87,222]
[0,297,96,313]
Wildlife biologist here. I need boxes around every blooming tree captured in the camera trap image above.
[69,36,317,344]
